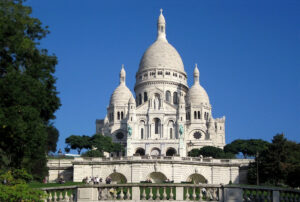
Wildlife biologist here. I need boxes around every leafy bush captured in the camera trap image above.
[0,184,44,202]
[82,150,103,157]
[0,169,44,201]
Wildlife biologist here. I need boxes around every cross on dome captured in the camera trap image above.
[157,8,166,41]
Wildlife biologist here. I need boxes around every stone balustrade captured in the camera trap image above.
[70,156,253,165]
[40,183,300,202]
[41,185,77,202]
[241,185,300,202]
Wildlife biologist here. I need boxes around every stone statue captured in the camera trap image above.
[179,125,184,136]
[154,96,159,109]
[127,125,132,137]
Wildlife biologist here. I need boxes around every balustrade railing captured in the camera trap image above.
[40,183,300,201]
[242,187,273,201]
[97,185,132,200]
[279,190,300,201]
[41,185,77,202]
[93,184,221,201]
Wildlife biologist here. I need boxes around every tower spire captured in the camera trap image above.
[120,64,126,85]
[157,8,167,41]
[193,63,200,85]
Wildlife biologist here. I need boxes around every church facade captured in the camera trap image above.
[96,10,225,157]
[48,11,252,185]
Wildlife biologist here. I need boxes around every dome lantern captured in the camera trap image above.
[188,64,210,106]
[193,63,200,85]
[110,65,133,105]
[120,64,126,85]
[157,8,167,41]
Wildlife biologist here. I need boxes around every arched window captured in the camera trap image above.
[117,112,120,120]
[198,111,201,119]
[194,111,197,119]
[154,118,161,134]
[139,94,142,105]
[168,120,175,139]
[139,120,146,139]
[173,92,178,104]
[144,92,148,102]
[121,112,124,119]
[166,91,171,102]
[141,128,144,139]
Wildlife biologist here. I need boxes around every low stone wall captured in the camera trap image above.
[47,157,253,184]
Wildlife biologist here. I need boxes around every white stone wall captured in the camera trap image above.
[58,157,252,184]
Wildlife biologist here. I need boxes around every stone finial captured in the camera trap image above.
[193,63,200,84]
[120,64,126,84]
[157,8,166,41]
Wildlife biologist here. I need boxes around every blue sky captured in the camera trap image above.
[26,0,300,153]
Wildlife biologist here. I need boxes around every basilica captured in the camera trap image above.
[48,11,251,185]
[96,10,225,157]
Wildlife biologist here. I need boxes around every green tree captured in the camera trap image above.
[254,134,300,186]
[46,124,59,153]
[188,147,235,159]
[65,134,124,156]
[224,139,269,158]
[259,134,288,185]
[199,146,224,158]
[0,0,60,180]
[90,134,123,154]
[188,149,201,157]
[65,135,91,154]
[82,150,103,157]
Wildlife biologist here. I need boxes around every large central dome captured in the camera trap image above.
[138,39,184,73]
[137,10,185,74]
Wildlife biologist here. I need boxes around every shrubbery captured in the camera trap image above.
[0,169,44,201]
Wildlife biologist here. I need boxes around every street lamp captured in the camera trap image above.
[256,151,259,186]
[58,149,63,181]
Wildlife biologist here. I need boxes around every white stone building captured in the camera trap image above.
[48,11,252,185]
[96,10,225,157]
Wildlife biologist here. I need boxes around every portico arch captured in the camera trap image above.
[147,172,167,183]
[166,147,177,156]
[186,173,207,184]
[108,172,127,184]
[135,148,145,156]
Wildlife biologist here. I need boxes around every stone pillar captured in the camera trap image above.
[131,186,140,201]
[176,186,184,200]
[224,187,243,202]
[77,187,98,201]
[273,190,280,202]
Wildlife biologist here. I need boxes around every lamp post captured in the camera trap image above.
[58,149,62,180]
[256,151,259,185]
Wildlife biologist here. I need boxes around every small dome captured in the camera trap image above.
[188,84,210,105]
[128,95,135,104]
[110,84,133,105]
[138,39,185,73]
[188,64,210,105]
